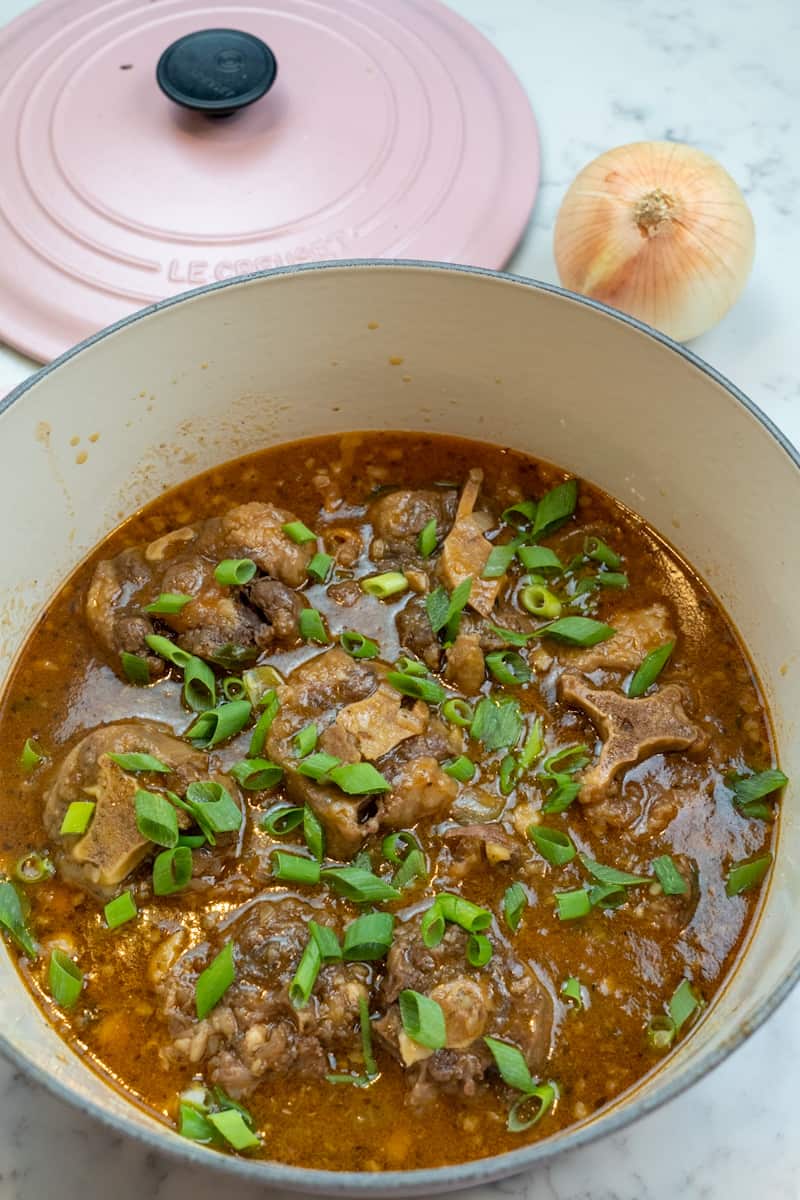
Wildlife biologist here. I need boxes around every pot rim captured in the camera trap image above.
[1,259,799,1195]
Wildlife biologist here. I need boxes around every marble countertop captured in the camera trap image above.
[1,0,798,1197]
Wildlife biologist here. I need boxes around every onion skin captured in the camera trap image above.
[553,142,755,342]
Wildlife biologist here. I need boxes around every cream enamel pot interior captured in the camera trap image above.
[0,262,798,1195]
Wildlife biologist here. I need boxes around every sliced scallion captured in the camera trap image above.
[646,1014,676,1052]
[289,936,322,1009]
[271,851,321,885]
[502,499,537,529]
[297,752,340,782]
[418,518,438,557]
[484,1036,534,1092]
[442,697,474,727]
[385,670,446,705]
[120,651,150,685]
[321,866,400,903]
[196,941,235,1019]
[580,854,650,888]
[307,551,333,583]
[49,949,83,1008]
[262,805,304,835]
[482,541,519,580]
[443,755,475,783]
[104,890,137,929]
[485,649,531,686]
[144,634,192,670]
[222,676,246,702]
[153,846,193,895]
[328,762,391,795]
[214,558,257,586]
[584,536,621,568]
[725,853,772,896]
[361,572,409,600]
[435,893,492,933]
[144,592,193,615]
[555,888,591,921]
[535,616,614,646]
[20,738,45,772]
[59,800,96,836]
[466,932,492,967]
[519,584,562,619]
[469,696,523,751]
[309,921,342,962]
[560,977,583,1007]
[303,805,325,862]
[343,912,395,961]
[652,854,688,895]
[0,881,37,957]
[532,480,577,538]
[669,978,703,1032]
[282,520,317,545]
[528,825,576,866]
[503,882,527,932]
[207,1109,260,1151]
[299,607,330,644]
[730,768,788,820]
[186,700,252,748]
[229,758,284,791]
[398,989,446,1049]
[248,689,280,756]
[107,752,170,773]
[13,852,53,884]
[517,545,562,573]
[499,754,517,795]
[183,781,242,838]
[134,789,179,847]
[294,723,318,757]
[628,640,675,698]
[507,1084,557,1133]
[340,630,379,659]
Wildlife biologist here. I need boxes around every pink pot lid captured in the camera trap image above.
[0,0,540,362]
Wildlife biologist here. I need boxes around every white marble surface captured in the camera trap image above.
[1,0,799,1197]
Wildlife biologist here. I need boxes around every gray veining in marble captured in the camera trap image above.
[0,0,798,1197]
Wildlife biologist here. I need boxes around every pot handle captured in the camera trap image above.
[156,29,278,118]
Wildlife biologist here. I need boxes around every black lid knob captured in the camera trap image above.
[156,28,277,117]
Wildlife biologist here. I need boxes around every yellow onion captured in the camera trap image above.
[553,141,755,341]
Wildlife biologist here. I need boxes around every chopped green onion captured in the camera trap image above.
[359,995,377,1077]
[541,779,582,815]
[179,1102,215,1143]
[517,546,562,573]
[398,989,446,1050]
[393,848,427,890]
[502,499,537,529]
[385,670,446,705]
[532,479,577,538]
[59,800,96,836]
[652,854,688,895]
[328,762,391,795]
[394,655,428,676]
[208,642,260,671]
[0,881,37,957]
[584,536,621,568]
[482,541,519,580]
[20,738,45,772]
[561,977,583,1007]
[541,744,590,775]
[485,649,531,686]
[309,921,342,962]
[646,1014,676,1051]
[628,640,675,698]
[299,607,330,644]
[669,978,703,1032]
[418,518,438,557]
[518,718,545,772]
[289,936,322,1009]
[229,758,284,791]
[507,1085,557,1133]
[49,949,83,1008]
[725,853,772,896]
[282,520,317,544]
[442,698,474,728]
[487,623,532,648]
[134,790,179,847]
[528,825,576,866]
[182,655,216,713]
[503,882,527,932]
[555,888,591,921]
[520,584,562,619]
[294,723,318,756]
[182,781,242,838]
[120,651,150,685]
[730,768,788,820]
[243,667,282,708]
[588,883,628,910]
[499,754,517,795]
[13,852,54,884]
[536,616,615,646]
[303,805,325,862]
[248,689,279,756]
[483,1037,535,1091]
[271,851,321,885]
[426,577,473,639]
[297,752,341,782]
[144,592,193,615]
[340,630,379,659]
[262,805,304,835]
[153,846,193,895]
[470,696,523,752]
[307,551,333,583]
[467,932,492,967]
[382,830,421,864]
[574,571,629,595]
[104,890,137,929]
[343,912,395,961]
[186,700,252,748]
[222,676,246,702]
[214,558,257,586]
[361,572,409,600]
[196,941,235,1019]
[435,893,492,933]
[207,1109,260,1151]
[421,903,445,947]
[321,866,400,903]
[144,634,192,670]
[177,834,206,849]
[580,854,650,887]
[443,755,475,783]
[107,752,170,773]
